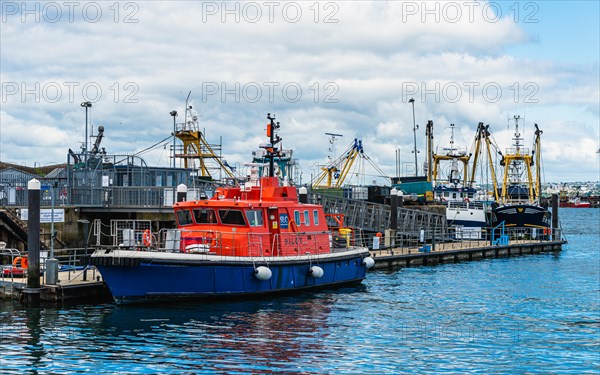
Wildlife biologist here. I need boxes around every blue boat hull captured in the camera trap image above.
[491,203,551,228]
[92,251,370,304]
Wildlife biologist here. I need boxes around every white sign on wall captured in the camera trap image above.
[21,209,65,223]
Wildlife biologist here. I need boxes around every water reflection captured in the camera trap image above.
[0,302,48,373]
[99,295,335,372]
[0,290,346,374]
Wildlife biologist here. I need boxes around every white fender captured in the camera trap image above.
[362,256,375,269]
[254,266,272,280]
[309,265,324,278]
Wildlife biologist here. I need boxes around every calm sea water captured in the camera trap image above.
[1,209,598,374]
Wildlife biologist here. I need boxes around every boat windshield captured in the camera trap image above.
[176,209,193,226]
[193,208,218,224]
[246,209,264,227]
[218,209,246,226]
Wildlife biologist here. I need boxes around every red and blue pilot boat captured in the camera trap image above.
[91,114,374,304]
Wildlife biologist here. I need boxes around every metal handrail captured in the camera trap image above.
[108,227,371,258]
[0,248,22,283]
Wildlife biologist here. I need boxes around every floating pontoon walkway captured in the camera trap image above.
[0,268,111,303]
[369,239,565,270]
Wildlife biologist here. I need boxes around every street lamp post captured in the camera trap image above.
[80,101,92,160]
[409,98,418,176]
[170,110,178,169]
[50,181,57,258]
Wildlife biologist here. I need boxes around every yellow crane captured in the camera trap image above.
[312,138,389,188]
[172,102,235,180]
[312,139,362,188]
[469,122,500,201]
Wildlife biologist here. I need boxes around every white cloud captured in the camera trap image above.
[0,1,598,182]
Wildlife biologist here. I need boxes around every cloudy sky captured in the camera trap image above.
[1,0,598,184]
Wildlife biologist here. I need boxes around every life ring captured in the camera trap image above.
[543,227,549,235]
[12,256,28,268]
[142,229,152,247]
[375,232,382,238]
[204,231,215,245]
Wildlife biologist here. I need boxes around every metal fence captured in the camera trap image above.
[0,183,219,208]
[371,226,564,253]
[311,193,448,239]
[0,246,97,285]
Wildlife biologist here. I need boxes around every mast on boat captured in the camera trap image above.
[498,115,540,205]
[430,122,470,188]
[264,113,282,178]
[533,123,543,202]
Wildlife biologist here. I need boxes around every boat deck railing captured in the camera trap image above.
[505,147,530,155]
[447,201,487,210]
[88,227,373,258]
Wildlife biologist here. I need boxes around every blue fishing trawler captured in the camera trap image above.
[490,117,551,229]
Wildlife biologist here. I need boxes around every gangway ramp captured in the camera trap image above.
[308,193,447,239]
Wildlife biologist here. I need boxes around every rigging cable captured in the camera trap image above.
[133,135,173,156]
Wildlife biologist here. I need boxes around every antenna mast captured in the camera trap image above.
[265,113,282,178]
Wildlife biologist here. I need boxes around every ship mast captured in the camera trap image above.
[265,113,282,178]
[533,124,543,201]
[431,123,470,187]
[446,124,464,184]
[500,115,535,204]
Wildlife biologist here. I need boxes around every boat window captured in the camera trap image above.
[294,210,301,225]
[176,209,193,226]
[246,209,264,227]
[218,209,246,226]
[193,208,218,224]
[452,193,457,199]
[468,193,474,198]
[304,210,310,226]
[313,210,319,226]
[444,192,449,197]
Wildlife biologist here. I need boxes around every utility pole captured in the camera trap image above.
[409,98,419,176]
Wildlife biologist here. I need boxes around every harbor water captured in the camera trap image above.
[1,209,598,374]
